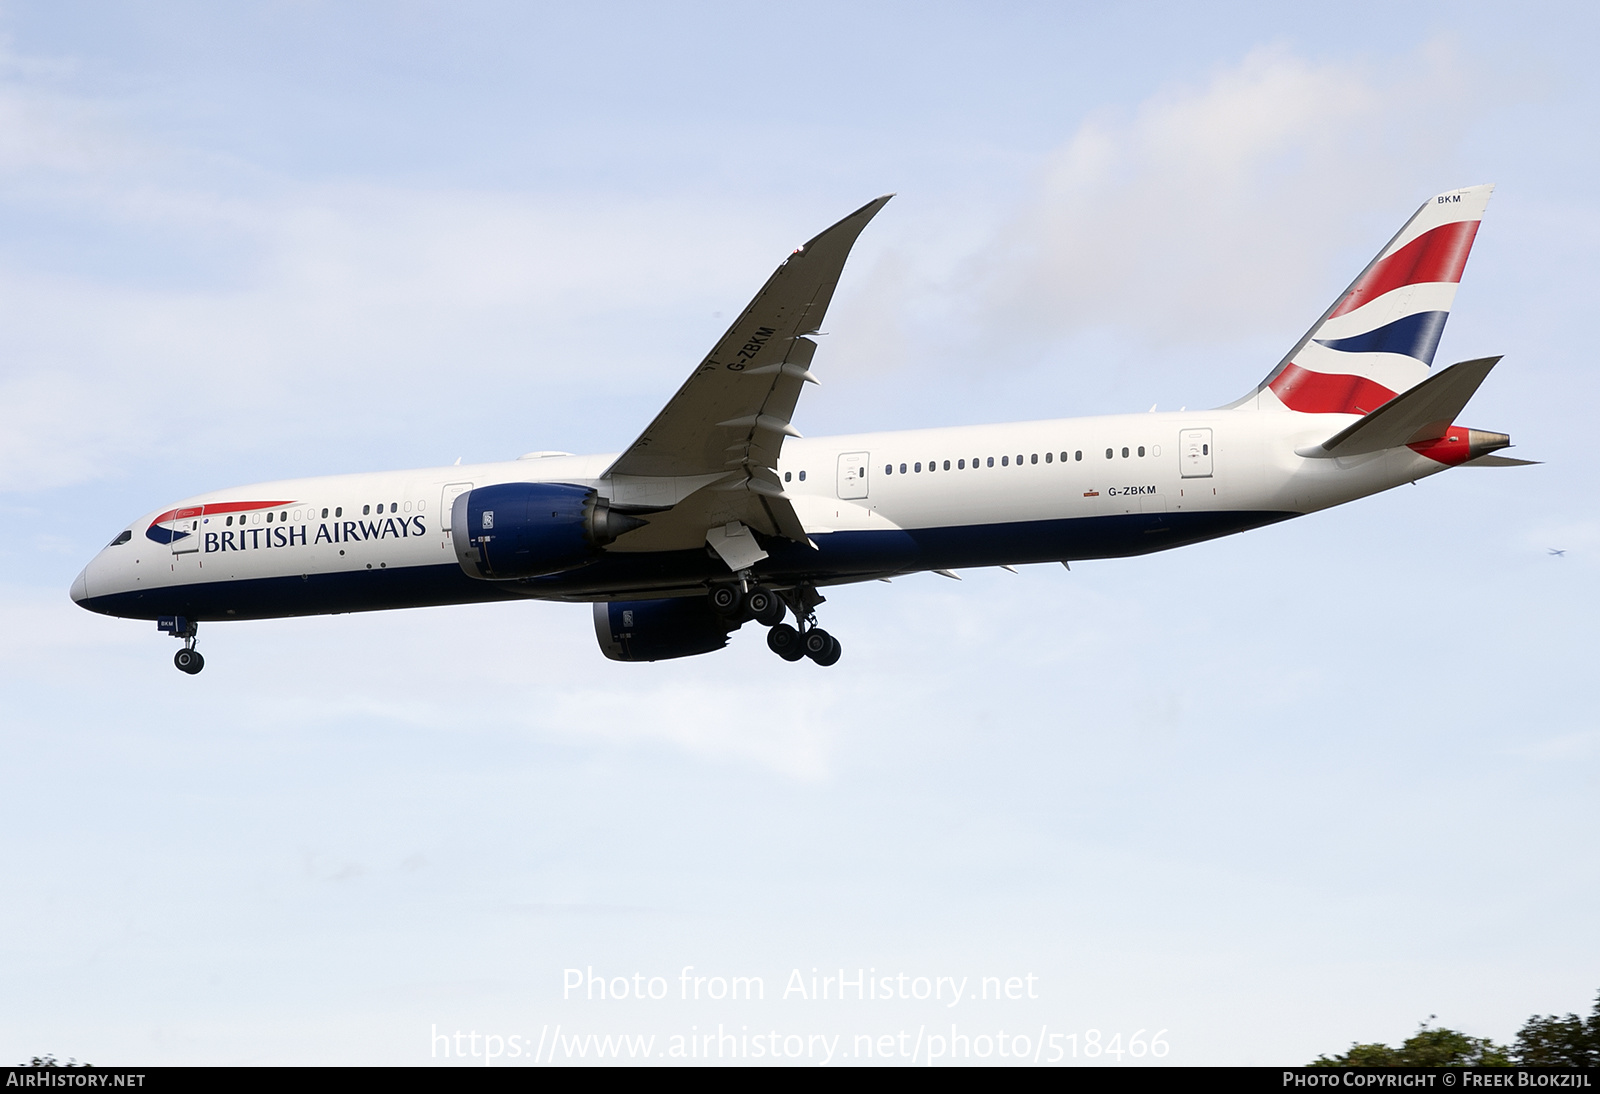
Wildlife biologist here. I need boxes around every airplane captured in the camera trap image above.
[71,185,1531,673]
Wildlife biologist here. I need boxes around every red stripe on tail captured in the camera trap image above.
[1268,363,1398,415]
[1330,220,1480,318]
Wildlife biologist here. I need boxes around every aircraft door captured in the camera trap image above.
[170,506,203,555]
[1180,429,1213,478]
[837,452,869,500]
[440,483,474,532]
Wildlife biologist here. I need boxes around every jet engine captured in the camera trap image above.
[592,598,742,662]
[452,482,645,580]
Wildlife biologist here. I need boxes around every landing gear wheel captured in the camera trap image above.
[744,587,785,627]
[767,622,805,661]
[812,635,842,667]
[802,628,835,662]
[709,585,741,616]
[174,648,205,674]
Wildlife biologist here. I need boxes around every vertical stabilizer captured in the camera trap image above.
[1232,184,1494,414]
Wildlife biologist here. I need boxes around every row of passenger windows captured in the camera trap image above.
[221,500,424,527]
[884,446,1160,475]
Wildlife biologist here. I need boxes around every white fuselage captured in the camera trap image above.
[72,408,1451,622]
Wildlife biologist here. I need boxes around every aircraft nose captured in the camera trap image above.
[70,566,89,605]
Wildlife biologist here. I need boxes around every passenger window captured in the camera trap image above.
[1138,446,1145,457]
[266,511,273,523]
[987,457,994,467]
[1001,456,1009,466]
[1016,454,1023,465]
[1031,453,1038,464]
[958,459,965,469]
[1203,444,1209,455]
[281,511,288,521]
[391,502,398,512]
[943,460,950,471]
[915,462,922,473]
[900,463,907,474]
[1121,447,1129,458]
[1075,450,1082,461]
[884,465,892,476]
[226,516,234,526]
[363,505,370,515]
[335,507,343,517]
[1105,448,1113,459]
[784,471,792,482]
[1045,452,1052,463]
[798,470,806,481]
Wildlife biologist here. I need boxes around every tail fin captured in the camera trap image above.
[1231,184,1494,414]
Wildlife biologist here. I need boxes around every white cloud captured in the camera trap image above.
[979,43,1475,345]
[0,178,788,490]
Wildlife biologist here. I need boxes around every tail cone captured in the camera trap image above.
[1467,429,1511,460]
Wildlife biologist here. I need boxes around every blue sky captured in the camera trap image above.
[2,1,1597,1066]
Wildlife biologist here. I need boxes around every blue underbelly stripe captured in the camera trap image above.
[78,509,1294,621]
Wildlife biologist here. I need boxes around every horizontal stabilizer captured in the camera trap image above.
[1297,356,1501,458]
[1463,454,1540,467]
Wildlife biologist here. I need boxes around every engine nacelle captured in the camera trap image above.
[592,598,741,662]
[452,482,644,580]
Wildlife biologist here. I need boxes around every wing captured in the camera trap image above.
[602,196,890,547]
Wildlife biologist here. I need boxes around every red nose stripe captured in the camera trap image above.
[150,500,295,524]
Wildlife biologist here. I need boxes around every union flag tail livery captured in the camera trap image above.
[71,188,1529,673]
[1241,184,1493,415]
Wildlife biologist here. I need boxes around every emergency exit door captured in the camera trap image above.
[1180,429,1213,478]
[837,453,869,499]
[440,483,474,532]
[170,506,202,554]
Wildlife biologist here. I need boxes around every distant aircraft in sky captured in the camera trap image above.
[1549,549,1566,557]
[72,186,1531,673]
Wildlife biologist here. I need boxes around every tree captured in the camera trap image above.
[1311,1019,1511,1067]
[1513,991,1600,1067]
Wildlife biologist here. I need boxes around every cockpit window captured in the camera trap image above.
[108,529,132,547]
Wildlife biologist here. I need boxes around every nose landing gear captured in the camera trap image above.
[158,616,205,674]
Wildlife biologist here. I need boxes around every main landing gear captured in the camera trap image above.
[158,616,204,674]
[710,582,841,667]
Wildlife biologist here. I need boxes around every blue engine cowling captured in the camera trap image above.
[592,598,742,662]
[452,482,646,580]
